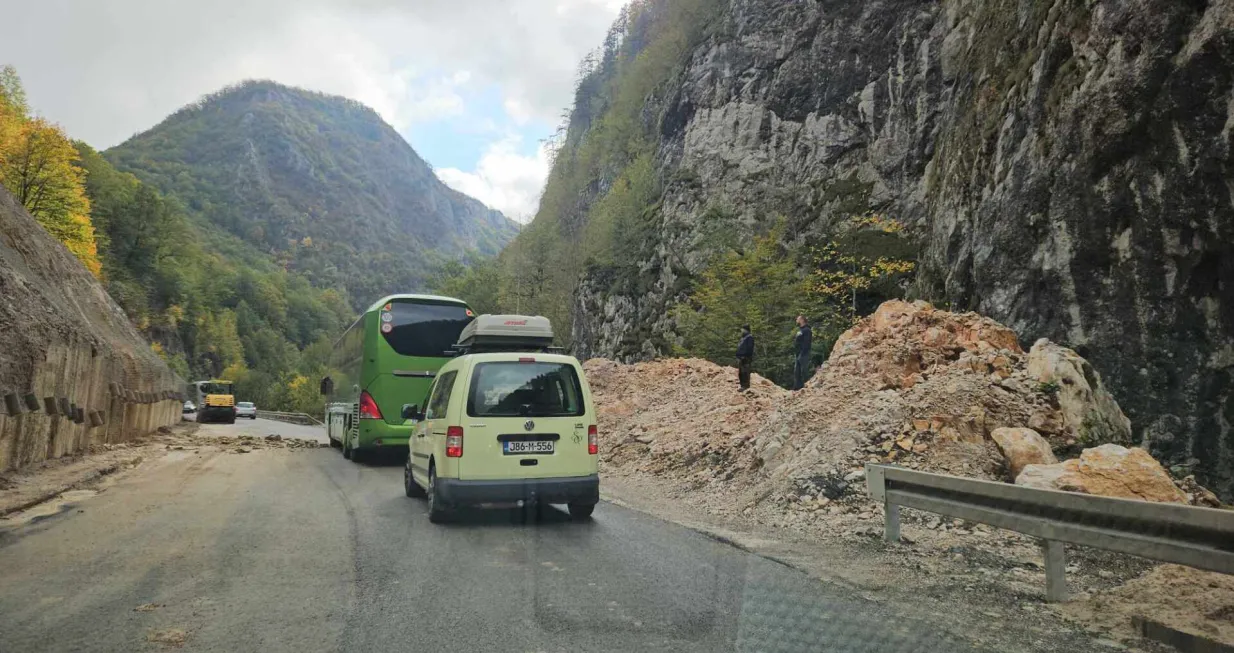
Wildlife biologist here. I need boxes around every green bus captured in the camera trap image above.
[323,294,474,462]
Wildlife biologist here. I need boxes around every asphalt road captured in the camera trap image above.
[193,414,330,445]
[0,420,975,653]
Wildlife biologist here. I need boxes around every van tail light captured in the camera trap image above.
[587,425,598,455]
[359,391,382,420]
[446,426,464,457]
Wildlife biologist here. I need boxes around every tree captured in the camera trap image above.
[0,67,100,277]
[810,214,916,320]
[676,222,822,386]
[431,257,501,315]
[676,215,917,387]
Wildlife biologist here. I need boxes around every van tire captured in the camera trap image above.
[568,503,595,520]
[426,465,448,523]
[404,463,425,498]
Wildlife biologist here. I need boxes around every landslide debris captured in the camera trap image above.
[589,299,1221,526]
[590,300,1228,647]
[1062,564,1234,648]
[591,301,1087,510]
[1016,444,1190,504]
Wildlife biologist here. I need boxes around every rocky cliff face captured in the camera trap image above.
[570,0,1233,498]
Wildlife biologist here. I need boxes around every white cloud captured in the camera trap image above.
[437,136,551,222]
[0,0,624,148]
[0,0,628,222]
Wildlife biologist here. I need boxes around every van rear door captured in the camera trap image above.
[457,359,593,481]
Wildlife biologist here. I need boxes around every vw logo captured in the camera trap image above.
[523,420,535,431]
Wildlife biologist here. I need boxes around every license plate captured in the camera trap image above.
[504,440,554,454]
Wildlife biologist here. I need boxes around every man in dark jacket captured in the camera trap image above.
[736,325,754,391]
[793,315,812,390]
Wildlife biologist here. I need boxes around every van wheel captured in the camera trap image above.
[404,463,425,498]
[427,465,448,523]
[568,503,595,520]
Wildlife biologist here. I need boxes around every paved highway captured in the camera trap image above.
[0,420,974,652]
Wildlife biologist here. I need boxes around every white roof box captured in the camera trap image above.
[457,314,555,351]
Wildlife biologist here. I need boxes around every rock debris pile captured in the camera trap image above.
[588,301,1220,522]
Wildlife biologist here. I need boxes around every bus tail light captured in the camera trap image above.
[359,391,383,420]
[587,425,598,455]
[446,426,464,457]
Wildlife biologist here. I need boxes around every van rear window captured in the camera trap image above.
[380,301,472,358]
[467,362,585,417]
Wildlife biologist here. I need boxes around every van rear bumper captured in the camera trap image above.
[437,475,599,506]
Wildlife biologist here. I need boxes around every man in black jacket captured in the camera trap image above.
[793,315,812,390]
[736,325,754,391]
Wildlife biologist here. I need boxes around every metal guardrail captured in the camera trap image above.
[865,463,1234,602]
[256,410,324,426]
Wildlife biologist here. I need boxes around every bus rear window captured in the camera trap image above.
[380,301,473,358]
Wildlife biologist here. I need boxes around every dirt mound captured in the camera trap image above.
[586,358,785,478]
[589,301,1111,520]
[1063,564,1234,647]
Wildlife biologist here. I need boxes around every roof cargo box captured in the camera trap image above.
[456,315,556,352]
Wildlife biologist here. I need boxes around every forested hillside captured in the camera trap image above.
[106,80,518,310]
[1,69,516,414]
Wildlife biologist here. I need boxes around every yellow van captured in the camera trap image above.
[402,315,599,522]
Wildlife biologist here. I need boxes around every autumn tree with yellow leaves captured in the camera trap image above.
[810,213,916,321]
[0,65,101,277]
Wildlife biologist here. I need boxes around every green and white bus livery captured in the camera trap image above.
[323,294,474,462]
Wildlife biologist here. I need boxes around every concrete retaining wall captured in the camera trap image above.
[0,189,183,471]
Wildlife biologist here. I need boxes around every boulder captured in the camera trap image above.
[991,427,1057,478]
[1016,444,1189,504]
[1026,340,1131,445]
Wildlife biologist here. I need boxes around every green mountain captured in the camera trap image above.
[63,80,517,413]
[105,80,518,309]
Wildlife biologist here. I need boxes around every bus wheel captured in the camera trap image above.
[342,437,352,460]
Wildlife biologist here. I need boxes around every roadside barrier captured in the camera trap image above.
[1,384,185,470]
[256,410,324,426]
[865,463,1234,602]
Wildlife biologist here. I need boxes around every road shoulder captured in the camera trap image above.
[600,473,1171,653]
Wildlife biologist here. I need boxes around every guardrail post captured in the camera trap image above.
[1042,540,1067,602]
[885,502,901,543]
[865,463,900,543]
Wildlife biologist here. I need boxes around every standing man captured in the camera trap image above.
[793,315,812,390]
[736,324,755,391]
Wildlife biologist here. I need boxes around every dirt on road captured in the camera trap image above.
[0,419,327,521]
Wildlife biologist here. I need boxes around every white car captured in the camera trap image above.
[235,402,258,419]
[183,401,196,413]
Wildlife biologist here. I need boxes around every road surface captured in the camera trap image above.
[194,414,330,445]
[0,420,974,652]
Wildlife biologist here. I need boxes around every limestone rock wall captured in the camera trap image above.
[570,0,1234,499]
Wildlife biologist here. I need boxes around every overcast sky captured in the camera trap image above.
[1,0,625,221]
